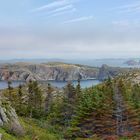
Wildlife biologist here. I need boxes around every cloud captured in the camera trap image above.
[30,0,78,19]
[47,4,74,15]
[47,8,76,18]
[30,0,79,13]
[116,2,140,9]
[30,0,69,12]
[62,16,94,24]
[112,19,140,30]
[0,26,140,59]
[111,1,140,14]
[112,20,129,27]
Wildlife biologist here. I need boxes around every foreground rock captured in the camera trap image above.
[0,98,24,136]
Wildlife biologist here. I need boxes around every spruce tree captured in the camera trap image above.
[28,80,34,118]
[15,84,26,116]
[27,80,43,118]
[45,83,53,113]
[63,81,76,126]
[7,80,13,102]
[76,79,81,99]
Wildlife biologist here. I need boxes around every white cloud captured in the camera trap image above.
[112,19,140,30]
[30,0,78,19]
[116,2,140,9]
[62,16,94,24]
[30,0,69,12]
[47,8,76,18]
[111,1,140,14]
[1,33,140,59]
[112,20,129,27]
[47,4,74,15]
[30,0,80,13]
[1,25,139,59]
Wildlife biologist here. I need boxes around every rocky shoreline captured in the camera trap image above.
[0,62,133,81]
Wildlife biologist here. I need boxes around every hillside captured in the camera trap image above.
[0,62,99,81]
[0,62,135,82]
[98,64,133,80]
[1,71,140,139]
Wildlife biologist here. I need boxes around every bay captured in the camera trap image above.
[0,79,100,90]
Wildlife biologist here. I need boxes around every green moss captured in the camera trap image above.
[0,117,62,140]
[0,128,17,140]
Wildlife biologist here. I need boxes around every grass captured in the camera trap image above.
[0,117,62,140]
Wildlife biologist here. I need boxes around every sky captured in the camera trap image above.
[0,0,140,59]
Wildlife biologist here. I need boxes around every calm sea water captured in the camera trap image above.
[0,81,24,90]
[0,79,100,90]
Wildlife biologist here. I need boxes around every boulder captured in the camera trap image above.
[0,99,25,136]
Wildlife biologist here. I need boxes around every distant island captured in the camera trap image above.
[124,59,140,66]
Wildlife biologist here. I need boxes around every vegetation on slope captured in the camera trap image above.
[2,72,140,139]
[0,117,62,140]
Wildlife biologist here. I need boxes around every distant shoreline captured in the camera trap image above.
[0,79,101,90]
[0,78,98,83]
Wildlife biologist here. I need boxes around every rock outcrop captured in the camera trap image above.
[0,62,99,81]
[0,62,134,82]
[0,97,24,136]
[98,64,132,80]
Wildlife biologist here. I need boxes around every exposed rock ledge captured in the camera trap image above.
[0,62,99,81]
[0,62,133,82]
[98,64,132,80]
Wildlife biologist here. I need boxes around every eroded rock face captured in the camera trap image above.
[0,63,99,81]
[0,63,132,82]
[98,64,131,81]
[98,64,111,80]
[0,99,24,136]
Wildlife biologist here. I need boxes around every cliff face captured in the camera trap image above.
[0,62,133,81]
[0,63,99,81]
[98,64,131,80]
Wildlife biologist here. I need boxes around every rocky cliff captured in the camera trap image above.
[0,62,134,82]
[0,62,99,81]
[98,64,132,80]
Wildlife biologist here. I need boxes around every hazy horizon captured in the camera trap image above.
[0,57,139,61]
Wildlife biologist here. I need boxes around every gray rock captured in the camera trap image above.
[0,63,99,81]
[0,100,25,136]
[0,133,2,140]
[98,64,131,81]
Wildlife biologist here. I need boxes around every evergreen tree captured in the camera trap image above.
[65,81,76,102]
[28,80,34,118]
[16,84,26,116]
[27,80,43,118]
[45,83,53,113]
[76,79,81,99]
[7,80,13,102]
[62,82,76,126]
[32,81,41,111]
